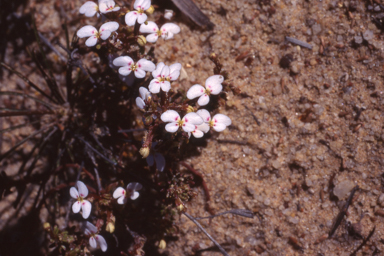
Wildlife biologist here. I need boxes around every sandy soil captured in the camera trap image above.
[1,0,384,255]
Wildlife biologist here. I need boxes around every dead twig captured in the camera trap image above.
[329,186,359,238]
[195,209,254,220]
[350,226,376,256]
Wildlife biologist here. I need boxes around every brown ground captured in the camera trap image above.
[1,0,384,255]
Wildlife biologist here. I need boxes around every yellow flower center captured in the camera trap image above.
[137,7,144,14]
[130,63,138,71]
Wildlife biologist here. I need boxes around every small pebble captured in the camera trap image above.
[378,194,384,207]
[354,35,363,44]
[363,30,374,41]
[333,180,355,200]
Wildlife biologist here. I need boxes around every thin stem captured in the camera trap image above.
[183,212,230,256]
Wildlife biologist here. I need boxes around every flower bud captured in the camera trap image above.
[139,147,150,158]
[159,239,166,249]
[146,5,155,14]
[106,222,115,233]
[177,203,185,212]
[43,222,51,230]
[164,9,174,20]
[137,35,147,47]
[186,105,194,113]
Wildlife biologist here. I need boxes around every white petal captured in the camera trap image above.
[70,187,79,199]
[197,123,210,133]
[100,21,119,33]
[99,30,112,40]
[196,109,211,123]
[137,59,156,72]
[161,110,180,123]
[205,75,224,95]
[113,56,133,67]
[181,122,196,132]
[212,114,232,126]
[146,33,159,43]
[139,86,150,100]
[79,2,98,17]
[212,122,227,132]
[113,187,126,199]
[117,195,126,204]
[160,65,170,78]
[77,25,98,38]
[81,200,92,219]
[140,0,151,10]
[133,0,144,10]
[96,235,108,252]
[168,63,182,80]
[148,80,161,93]
[146,154,155,166]
[154,153,165,172]
[165,122,180,133]
[72,201,81,213]
[137,13,148,24]
[118,66,132,76]
[77,181,89,198]
[161,31,174,40]
[130,191,140,200]
[191,128,204,138]
[152,62,165,78]
[134,68,146,79]
[85,36,98,47]
[89,237,97,249]
[186,84,205,100]
[139,21,159,34]
[197,94,210,106]
[127,182,142,191]
[183,112,203,125]
[160,81,171,92]
[85,221,97,234]
[161,23,180,34]
[125,11,138,26]
[112,7,120,11]
[136,97,145,109]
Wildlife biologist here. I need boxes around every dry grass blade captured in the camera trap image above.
[0,121,40,135]
[0,63,58,104]
[0,91,55,110]
[0,123,55,162]
[171,0,214,29]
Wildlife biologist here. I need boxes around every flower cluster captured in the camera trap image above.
[159,74,231,136]
[60,0,233,254]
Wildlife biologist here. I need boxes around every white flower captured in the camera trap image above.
[197,109,232,132]
[84,222,108,252]
[77,22,119,47]
[148,62,181,93]
[125,0,151,26]
[189,123,210,138]
[70,181,92,219]
[186,75,224,106]
[113,56,155,78]
[164,9,174,20]
[99,0,120,13]
[136,87,151,109]
[80,0,120,17]
[113,182,143,204]
[139,21,180,43]
[161,110,203,133]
